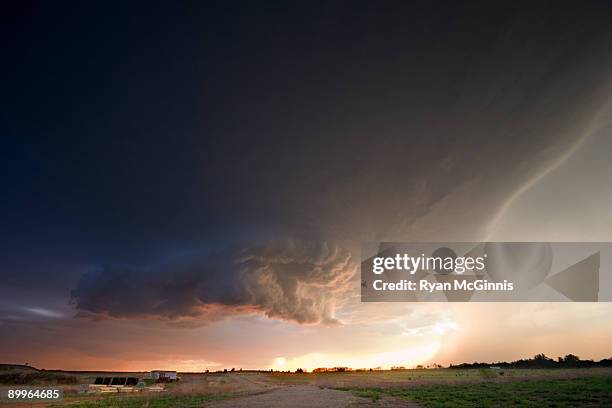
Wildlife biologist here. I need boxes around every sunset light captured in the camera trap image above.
[3,1,612,406]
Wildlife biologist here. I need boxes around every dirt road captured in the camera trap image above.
[204,380,419,408]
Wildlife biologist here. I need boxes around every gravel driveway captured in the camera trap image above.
[203,383,420,407]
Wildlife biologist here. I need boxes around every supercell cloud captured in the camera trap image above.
[68,2,612,325]
[4,1,612,370]
[71,241,355,325]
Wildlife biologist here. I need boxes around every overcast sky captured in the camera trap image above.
[2,0,612,370]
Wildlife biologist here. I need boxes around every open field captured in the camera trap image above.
[343,376,612,407]
[1,366,611,407]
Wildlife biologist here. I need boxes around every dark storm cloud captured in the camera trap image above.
[71,241,355,324]
[3,1,612,327]
[194,1,612,244]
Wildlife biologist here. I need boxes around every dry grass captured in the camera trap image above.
[266,367,612,389]
[3,367,612,407]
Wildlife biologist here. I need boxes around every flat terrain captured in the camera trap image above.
[1,366,611,407]
[204,384,417,408]
[344,376,612,408]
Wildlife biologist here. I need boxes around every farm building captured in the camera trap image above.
[149,370,178,381]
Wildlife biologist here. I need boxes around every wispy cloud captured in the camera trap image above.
[22,307,64,319]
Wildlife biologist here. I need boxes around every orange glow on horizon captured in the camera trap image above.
[269,342,441,372]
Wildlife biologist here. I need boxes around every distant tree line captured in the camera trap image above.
[449,354,612,369]
[0,372,78,385]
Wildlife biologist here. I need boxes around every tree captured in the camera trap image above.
[534,353,551,361]
[563,354,580,363]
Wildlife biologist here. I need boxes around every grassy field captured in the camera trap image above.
[344,376,612,407]
[2,366,612,407]
[48,392,237,408]
[268,367,612,388]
